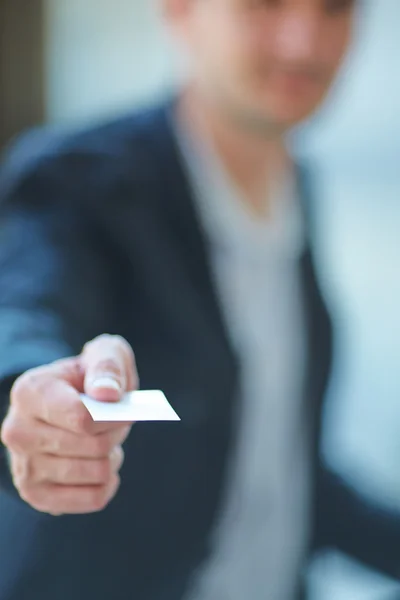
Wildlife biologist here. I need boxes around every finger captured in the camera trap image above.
[19,475,120,515]
[3,414,131,458]
[82,335,138,402]
[31,447,124,486]
[10,371,126,435]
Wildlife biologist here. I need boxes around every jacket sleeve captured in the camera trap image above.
[0,133,119,496]
[315,462,400,580]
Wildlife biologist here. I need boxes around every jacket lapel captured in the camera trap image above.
[144,100,332,429]
[145,100,239,377]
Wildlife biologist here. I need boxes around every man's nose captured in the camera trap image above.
[273,10,319,62]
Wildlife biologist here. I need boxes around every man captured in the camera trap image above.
[0,0,399,599]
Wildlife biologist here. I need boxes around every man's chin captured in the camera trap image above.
[244,89,326,130]
[236,108,302,137]
[257,106,319,131]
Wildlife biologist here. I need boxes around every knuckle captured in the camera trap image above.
[61,459,77,482]
[68,400,92,433]
[10,372,32,407]
[3,428,21,453]
[91,434,112,457]
[1,416,33,454]
[89,486,111,512]
[0,414,15,448]
[18,486,32,505]
[24,369,47,396]
[11,454,32,488]
[93,458,112,483]
[12,368,53,414]
[94,359,123,378]
[43,432,62,455]
[18,481,38,506]
[28,496,49,514]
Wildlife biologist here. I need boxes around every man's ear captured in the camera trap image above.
[161,0,191,21]
[161,0,196,44]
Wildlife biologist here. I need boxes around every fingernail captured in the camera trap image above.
[90,377,121,392]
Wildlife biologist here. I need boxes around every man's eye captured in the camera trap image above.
[243,0,281,9]
[241,0,356,15]
[324,0,357,15]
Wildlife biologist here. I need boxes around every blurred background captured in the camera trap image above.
[1,0,399,598]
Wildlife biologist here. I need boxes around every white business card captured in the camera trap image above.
[80,390,181,422]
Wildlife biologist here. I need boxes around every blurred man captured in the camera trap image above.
[0,1,399,599]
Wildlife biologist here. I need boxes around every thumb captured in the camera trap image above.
[81,335,131,402]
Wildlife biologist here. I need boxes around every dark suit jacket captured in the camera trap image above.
[0,98,399,600]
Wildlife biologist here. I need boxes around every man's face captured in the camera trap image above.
[165,0,356,133]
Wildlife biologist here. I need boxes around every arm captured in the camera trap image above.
[0,133,118,494]
[314,463,400,580]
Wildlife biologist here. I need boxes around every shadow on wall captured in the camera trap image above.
[0,0,45,149]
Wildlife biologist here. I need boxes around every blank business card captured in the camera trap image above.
[80,390,181,422]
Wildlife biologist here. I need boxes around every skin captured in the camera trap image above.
[167,0,356,211]
[0,0,356,515]
[1,336,137,515]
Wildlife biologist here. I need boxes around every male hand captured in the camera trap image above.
[0,334,138,515]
